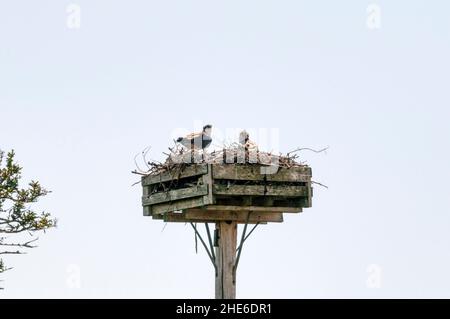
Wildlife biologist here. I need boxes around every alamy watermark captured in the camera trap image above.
[66,4,81,29]
[366,4,382,30]
[366,264,382,289]
[66,264,81,289]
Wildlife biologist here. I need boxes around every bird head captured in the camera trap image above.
[239,130,250,144]
[203,124,213,137]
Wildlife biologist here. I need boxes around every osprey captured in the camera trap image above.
[176,125,213,150]
[239,130,258,152]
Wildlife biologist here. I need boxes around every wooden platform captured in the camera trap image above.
[141,163,313,224]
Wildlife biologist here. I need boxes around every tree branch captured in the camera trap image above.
[0,251,26,255]
[0,237,38,249]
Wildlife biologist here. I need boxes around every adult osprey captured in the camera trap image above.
[176,125,213,150]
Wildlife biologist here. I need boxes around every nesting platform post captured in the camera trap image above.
[141,163,313,299]
[215,221,237,299]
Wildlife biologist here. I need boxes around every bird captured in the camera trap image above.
[176,125,213,151]
[239,130,258,153]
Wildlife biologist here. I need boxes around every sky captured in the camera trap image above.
[1,0,449,298]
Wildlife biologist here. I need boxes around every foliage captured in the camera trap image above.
[0,150,55,277]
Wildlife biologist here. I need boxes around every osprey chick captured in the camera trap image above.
[239,130,258,152]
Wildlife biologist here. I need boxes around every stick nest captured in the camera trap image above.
[133,143,309,177]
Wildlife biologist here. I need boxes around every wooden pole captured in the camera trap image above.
[215,221,237,299]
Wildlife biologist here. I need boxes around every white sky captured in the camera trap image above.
[1,1,449,298]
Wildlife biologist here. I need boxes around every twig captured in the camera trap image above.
[131,171,147,176]
[312,181,329,189]
[131,180,142,187]
[134,152,147,174]
[142,146,152,171]
[287,146,329,158]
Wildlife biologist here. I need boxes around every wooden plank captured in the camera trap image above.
[266,168,312,182]
[212,164,312,182]
[212,164,262,181]
[149,212,270,225]
[142,164,208,186]
[213,184,309,197]
[204,205,302,213]
[142,185,207,206]
[151,213,269,224]
[185,210,283,223]
[155,212,281,223]
[150,196,206,215]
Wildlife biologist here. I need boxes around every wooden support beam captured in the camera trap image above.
[152,214,268,225]
[202,164,214,205]
[155,210,283,223]
[146,202,302,216]
[204,205,302,213]
[307,183,313,208]
[215,221,237,299]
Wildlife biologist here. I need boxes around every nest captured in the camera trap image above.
[134,143,308,177]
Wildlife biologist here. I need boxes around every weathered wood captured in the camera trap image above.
[152,214,269,224]
[215,222,237,299]
[147,203,302,215]
[142,163,312,217]
[171,210,283,223]
[143,206,151,216]
[265,166,312,183]
[150,196,206,215]
[143,185,150,197]
[142,164,208,186]
[212,164,312,182]
[213,164,261,181]
[204,205,302,213]
[213,184,309,197]
[307,183,313,208]
[142,185,208,206]
[202,164,214,205]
